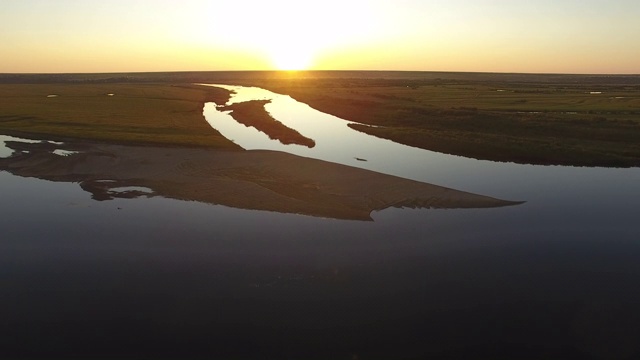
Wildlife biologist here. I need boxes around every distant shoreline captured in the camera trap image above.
[1,70,640,85]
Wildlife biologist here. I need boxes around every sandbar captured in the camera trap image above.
[0,139,521,221]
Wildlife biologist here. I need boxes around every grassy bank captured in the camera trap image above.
[0,83,239,149]
[250,77,640,166]
[2,72,639,166]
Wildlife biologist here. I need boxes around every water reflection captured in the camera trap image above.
[2,84,640,358]
[204,84,447,180]
[201,85,640,203]
[202,84,504,186]
[0,135,40,158]
[202,84,539,197]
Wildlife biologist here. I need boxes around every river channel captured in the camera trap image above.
[0,85,639,358]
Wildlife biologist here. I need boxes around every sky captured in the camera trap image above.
[1,0,639,74]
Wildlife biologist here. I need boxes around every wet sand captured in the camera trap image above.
[0,139,521,220]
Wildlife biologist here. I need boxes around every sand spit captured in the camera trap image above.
[0,139,521,220]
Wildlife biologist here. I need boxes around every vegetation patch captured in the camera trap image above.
[251,77,640,167]
[218,100,315,148]
[0,83,240,149]
[2,72,639,166]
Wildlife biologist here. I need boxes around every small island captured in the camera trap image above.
[218,99,316,148]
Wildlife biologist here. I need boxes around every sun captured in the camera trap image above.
[193,1,378,71]
[270,47,314,70]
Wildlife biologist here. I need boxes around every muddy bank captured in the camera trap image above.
[0,139,521,220]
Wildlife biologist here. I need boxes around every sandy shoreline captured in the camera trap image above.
[0,138,521,220]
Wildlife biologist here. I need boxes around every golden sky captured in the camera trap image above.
[1,0,639,74]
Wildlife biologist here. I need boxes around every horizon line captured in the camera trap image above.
[2,69,640,77]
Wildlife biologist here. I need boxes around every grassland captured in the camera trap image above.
[1,71,639,166]
[247,77,640,167]
[0,83,239,149]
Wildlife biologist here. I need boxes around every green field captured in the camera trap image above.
[1,71,639,166]
[0,83,239,149]
[248,76,640,166]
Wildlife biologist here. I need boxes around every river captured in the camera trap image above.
[0,85,639,358]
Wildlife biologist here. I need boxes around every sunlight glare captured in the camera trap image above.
[271,48,313,70]
[193,0,377,70]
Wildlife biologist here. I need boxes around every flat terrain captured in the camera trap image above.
[1,71,639,166]
[247,76,640,167]
[0,74,525,217]
[0,83,238,149]
[1,139,518,220]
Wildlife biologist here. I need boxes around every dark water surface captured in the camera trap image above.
[1,86,640,358]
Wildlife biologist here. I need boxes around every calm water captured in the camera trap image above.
[1,86,640,358]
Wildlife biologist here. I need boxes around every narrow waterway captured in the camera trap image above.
[202,84,640,204]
